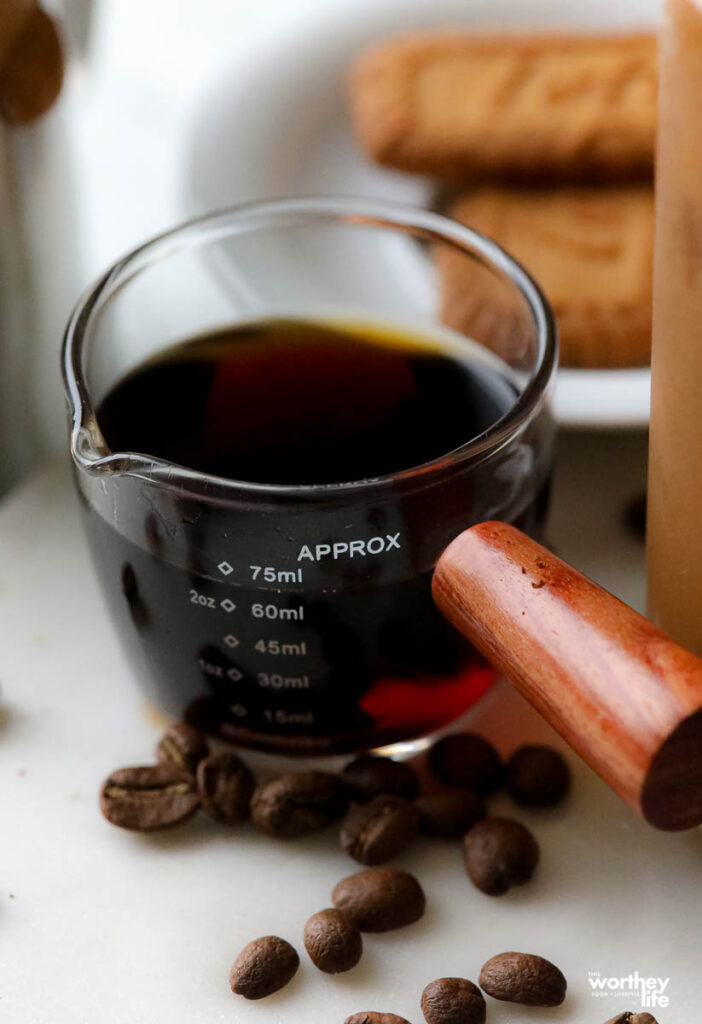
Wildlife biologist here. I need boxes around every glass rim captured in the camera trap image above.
[62,195,558,501]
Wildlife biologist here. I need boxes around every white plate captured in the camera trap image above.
[184,0,659,430]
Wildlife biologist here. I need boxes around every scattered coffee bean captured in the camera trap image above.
[415,789,486,839]
[479,951,567,1007]
[340,795,420,865]
[156,721,208,775]
[428,734,503,795]
[341,755,419,802]
[251,771,347,839]
[196,752,255,824]
[100,763,200,831]
[345,1014,411,1024]
[421,977,486,1024]
[604,1015,659,1024]
[332,867,425,932]
[506,745,571,808]
[463,817,539,895]
[303,908,362,973]
[229,935,299,999]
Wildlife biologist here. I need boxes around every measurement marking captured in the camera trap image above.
[220,599,237,613]
[229,703,247,718]
[254,639,307,656]
[250,565,303,584]
[199,659,224,678]
[263,708,314,725]
[258,673,310,690]
[227,667,243,682]
[252,603,304,621]
[223,634,240,649]
[218,561,234,576]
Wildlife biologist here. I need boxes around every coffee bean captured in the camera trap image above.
[341,755,419,802]
[303,908,362,973]
[251,772,347,839]
[345,1014,411,1024]
[463,817,539,895]
[340,795,420,865]
[156,721,208,775]
[332,867,425,932]
[479,951,567,1006]
[428,734,503,795]
[506,745,571,807]
[421,978,486,1024]
[229,935,299,999]
[196,752,255,824]
[100,763,200,831]
[604,1015,659,1024]
[415,789,486,839]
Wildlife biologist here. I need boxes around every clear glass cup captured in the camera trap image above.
[63,196,557,755]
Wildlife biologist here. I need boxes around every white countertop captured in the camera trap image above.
[2,435,699,1023]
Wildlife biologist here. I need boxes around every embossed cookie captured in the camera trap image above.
[350,31,657,180]
[437,185,654,368]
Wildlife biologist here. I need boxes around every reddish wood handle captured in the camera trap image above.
[432,522,702,830]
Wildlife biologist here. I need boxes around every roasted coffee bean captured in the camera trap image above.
[421,977,486,1024]
[156,721,208,774]
[345,1014,411,1024]
[479,952,567,1007]
[341,755,419,802]
[463,817,539,895]
[415,789,486,839]
[303,908,362,973]
[251,771,347,839]
[506,745,571,807]
[196,752,255,824]
[100,763,200,831]
[332,867,425,932]
[340,795,420,865]
[428,733,503,795]
[604,1015,659,1024]
[229,935,299,999]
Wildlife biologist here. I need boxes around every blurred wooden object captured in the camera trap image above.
[647,0,702,655]
[0,0,33,66]
[0,3,64,124]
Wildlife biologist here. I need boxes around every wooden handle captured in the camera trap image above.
[432,522,702,830]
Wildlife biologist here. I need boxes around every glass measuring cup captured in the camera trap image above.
[63,197,557,755]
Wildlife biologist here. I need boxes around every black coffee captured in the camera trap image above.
[97,319,516,485]
[87,319,549,754]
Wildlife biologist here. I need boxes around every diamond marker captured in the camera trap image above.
[227,667,243,682]
[220,599,236,613]
[218,561,233,576]
[224,634,239,649]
